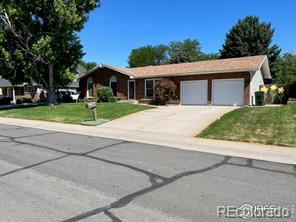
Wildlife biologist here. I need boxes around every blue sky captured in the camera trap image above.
[80,0,296,67]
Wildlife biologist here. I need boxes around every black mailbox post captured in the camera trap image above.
[85,102,97,121]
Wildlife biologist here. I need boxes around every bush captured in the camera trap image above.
[97,87,116,102]
[0,97,12,105]
[16,97,33,104]
[108,96,117,103]
[151,79,177,105]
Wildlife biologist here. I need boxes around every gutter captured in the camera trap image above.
[131,68,259,79]
[78,66,260,80]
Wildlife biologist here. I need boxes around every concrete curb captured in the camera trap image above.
[0,117,295,165]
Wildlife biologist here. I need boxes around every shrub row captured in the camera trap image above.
[0,97,12,105]
[16,98,33,104]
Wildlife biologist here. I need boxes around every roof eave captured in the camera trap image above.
[132,68,259,79]
[260,56,272,79]
[77,64,135,80]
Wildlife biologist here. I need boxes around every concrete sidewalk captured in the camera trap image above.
[0,117,295,165]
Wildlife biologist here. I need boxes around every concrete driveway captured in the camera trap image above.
[101,105,236,137]
[0,124,295,222]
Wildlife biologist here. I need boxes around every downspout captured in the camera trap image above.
[249,71,256,106]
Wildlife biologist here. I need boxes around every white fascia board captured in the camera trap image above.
[257,56,271,79]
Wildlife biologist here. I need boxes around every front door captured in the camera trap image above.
[128,80,135,100]
[110,82,117,96]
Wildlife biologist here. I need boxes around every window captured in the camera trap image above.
[109,76,117,86]
[15,87,24,96]
[109,76,117,96]
[24,85,37,93]
[145,79,161,98]
[87,77,93,98]
[145,80,154,98]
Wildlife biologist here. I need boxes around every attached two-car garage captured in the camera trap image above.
[181,79,244,106]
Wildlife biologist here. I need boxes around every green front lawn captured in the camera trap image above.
[0,103,152,124]
[198,102,296,147]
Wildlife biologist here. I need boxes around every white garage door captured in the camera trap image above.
[212,79,244,106]
[181,80,208,105]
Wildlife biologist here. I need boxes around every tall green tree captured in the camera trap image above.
[80,61,97,71]
[197,53,220,61]
[168,39,202,64]
[220,16,281,78]
[273,53,296,84]
[153,45,169,65]
[0,0,100,103]
[128,40,219,67]
[128,44,168,68]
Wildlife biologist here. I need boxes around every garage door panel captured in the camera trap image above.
[181,80,207,105]
[212,79,244,106]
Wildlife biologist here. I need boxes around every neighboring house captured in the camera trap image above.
[58,64,87,94]
[0,64,87,103]
[0,79,47,103]
[78,55,271,106]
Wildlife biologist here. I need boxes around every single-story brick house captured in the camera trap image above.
[0,79,47,103]
[78,55,271,106]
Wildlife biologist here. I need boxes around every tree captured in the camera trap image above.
[273,53,296,84]
[168,39,202,64]
[127,40,219,68]
[153,45,169,65]
[0,0,100,103]
[128,45,154,68]
[128,44,168,67]
[197,53,220,61]
[220,16,281,78]
[80,61,97,71]
[56,68,77,88]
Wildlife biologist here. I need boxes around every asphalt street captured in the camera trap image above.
[0,123,295,222]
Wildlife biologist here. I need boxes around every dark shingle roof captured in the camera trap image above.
[113,55,267,78]
[0,78,12,87]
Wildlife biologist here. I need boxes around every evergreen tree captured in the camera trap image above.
[220,16,281,78]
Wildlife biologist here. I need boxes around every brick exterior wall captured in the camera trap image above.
[134,72,250,105]
[80,69,250,105]
[80,67,129,101]
[166,72,250,105]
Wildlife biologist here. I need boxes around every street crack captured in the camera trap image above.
[104,210,122,222]
[61,156,230,222]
